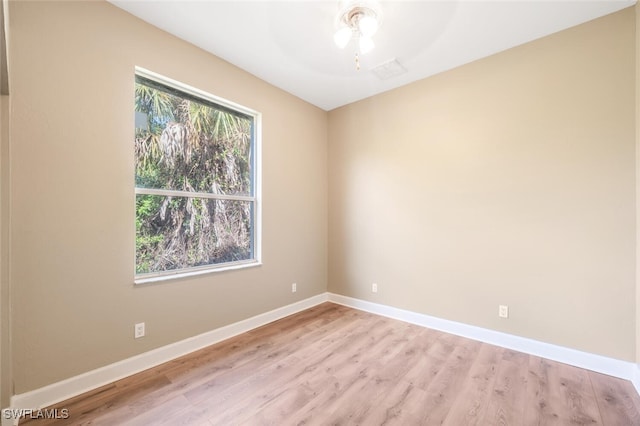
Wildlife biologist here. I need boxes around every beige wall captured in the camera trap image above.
[9,1,327,394]
[329,8,636,361]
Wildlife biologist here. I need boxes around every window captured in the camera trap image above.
[134,68,260,282]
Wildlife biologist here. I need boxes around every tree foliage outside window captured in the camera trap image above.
[134,72,258,279]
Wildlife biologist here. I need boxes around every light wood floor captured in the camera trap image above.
[21,303,640,425]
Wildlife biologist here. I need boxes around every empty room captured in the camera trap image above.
[2,0,640,424]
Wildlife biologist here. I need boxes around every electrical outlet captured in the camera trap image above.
[372,283,378,293]
[134,322,145,339]
[292,283,297,293]
[498,305,509,319]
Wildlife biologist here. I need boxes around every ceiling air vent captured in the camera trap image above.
[371,58,407,80]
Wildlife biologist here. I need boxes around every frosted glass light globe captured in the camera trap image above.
[359,36,374,54]
[334,27,353,49]
[358,16,378,38]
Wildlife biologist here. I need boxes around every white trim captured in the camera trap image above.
[9,293,328,413]
[135,187,255,202]
[328,293,637,381]
[135,67,258,117]
[134,260,262,285]
[632,364,640,396]
[1,411,16,426]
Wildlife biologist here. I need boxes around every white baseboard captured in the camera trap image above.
[632,364,640,396]
[1,411,16,426]
[9,293,329,414]
[8,291,639,417]
[328,293,637,382]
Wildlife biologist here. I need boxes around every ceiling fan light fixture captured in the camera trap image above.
[334,27,353,49]
[358,15,378,38]
[359,36,374,54]
[333,1,381,55]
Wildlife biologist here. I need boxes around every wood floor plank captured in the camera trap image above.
[440,343,502,425]
[19,303,640,426]
[589,370,640,426]
[239,373,341,425]
[165,303,352,388]
[482,349,530,426]
[308,326,425,424]
[275,373,346,425]
[174,306,369,406]
[525,356,569,425]
[524,356,604,425]
[412,336,483,424]
[184,315,388,412]
[400,330,459,392]
[204,318,405,424]
[322,327,439,424]
[555,361,602,425]
[187,317,372,420]
[356,379,427,425]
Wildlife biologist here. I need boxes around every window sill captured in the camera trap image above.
[134,260,262,285]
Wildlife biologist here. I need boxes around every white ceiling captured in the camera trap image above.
[110,0,635,111]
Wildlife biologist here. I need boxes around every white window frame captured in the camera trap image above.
[134,67,261,284]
